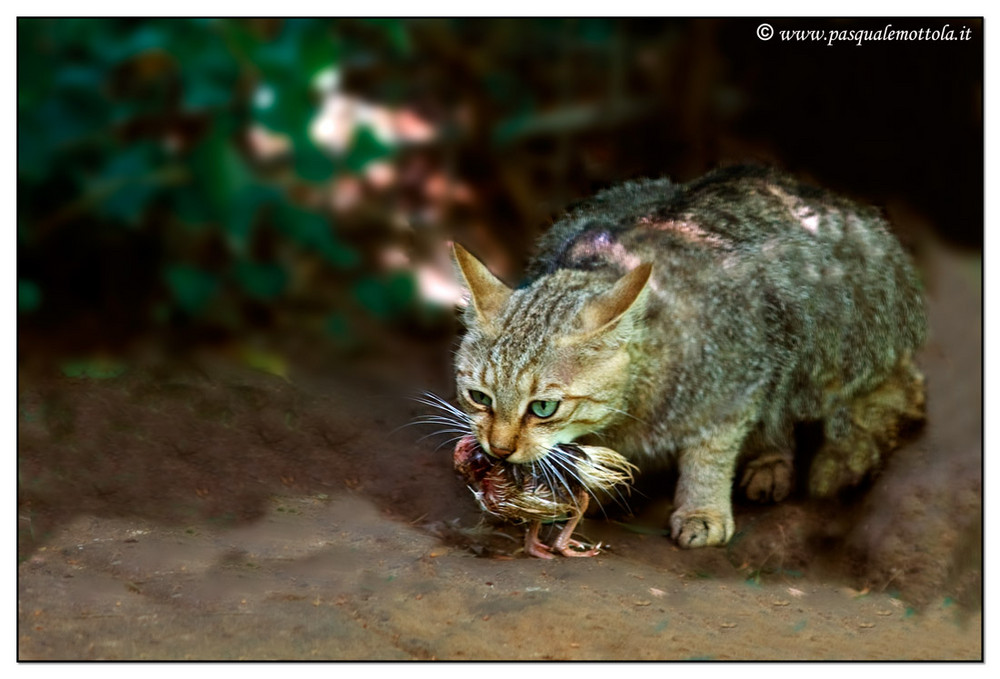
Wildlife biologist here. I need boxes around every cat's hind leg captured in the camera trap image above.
[809,356,926,498]
[740,450,794,503]
[738,426,795,503]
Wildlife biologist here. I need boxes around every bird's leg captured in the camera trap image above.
[549,493,601,557]
[524,521,556,559]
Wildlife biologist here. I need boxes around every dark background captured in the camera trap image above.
[17,17,982,368]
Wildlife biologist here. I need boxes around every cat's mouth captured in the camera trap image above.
[481,444,538,466]
[452,434,637,522]
[453,435,586,520]
[454,436,528,483]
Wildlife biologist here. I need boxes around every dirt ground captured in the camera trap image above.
[16,237,981,661]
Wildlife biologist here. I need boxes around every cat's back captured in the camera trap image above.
[525,165,926,422]
[529,165,908,280]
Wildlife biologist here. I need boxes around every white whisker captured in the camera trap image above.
[528,458,556,504]
[550,445,635,517]
[540,447,583,515]
[598,481,633,516]
[409,416,468,428]
[597,404,648,426]
[432,433,473,452]
[403,391,474,450]
[417,428,471,443]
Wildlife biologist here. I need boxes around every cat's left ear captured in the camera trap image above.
[574,262,653,342]
[452,243,513,328]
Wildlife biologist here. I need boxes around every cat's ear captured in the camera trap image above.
[452,243,513,328]
[575,262,653,340]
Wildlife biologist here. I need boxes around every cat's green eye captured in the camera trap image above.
[469,390,493,408]
[529,400,559,418]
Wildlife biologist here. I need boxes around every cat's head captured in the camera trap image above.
[452,244,651,465]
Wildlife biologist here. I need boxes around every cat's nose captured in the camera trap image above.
[490,446,515,459]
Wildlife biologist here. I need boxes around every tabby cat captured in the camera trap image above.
[448,165,926,549]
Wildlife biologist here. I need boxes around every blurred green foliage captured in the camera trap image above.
[59,357,129,379]
[21,17,980,361]
[17,18,419,350]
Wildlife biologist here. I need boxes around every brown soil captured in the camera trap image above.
[17,240,981,661]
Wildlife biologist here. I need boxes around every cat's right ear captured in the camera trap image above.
[566,262,653,346]
[452,243,513,328]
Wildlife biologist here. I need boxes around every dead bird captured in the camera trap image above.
[453,434,636,558]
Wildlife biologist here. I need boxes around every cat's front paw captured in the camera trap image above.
[669,506,735,548]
